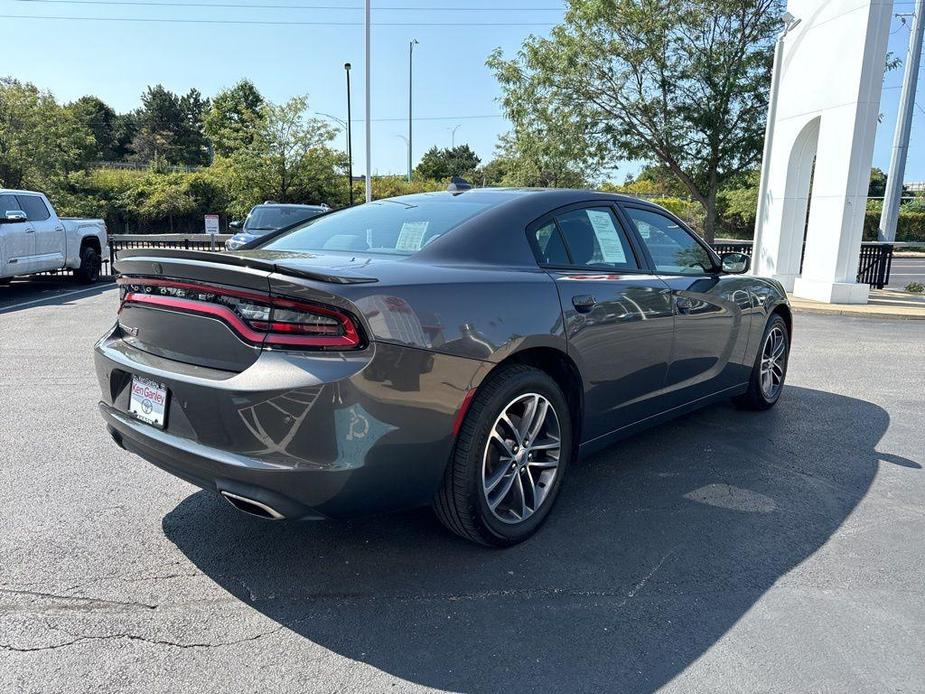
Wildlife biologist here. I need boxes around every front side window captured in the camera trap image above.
[16,195,50,222]
[0,194,21,216]
[624,207,715,275]
[262,199,492,255]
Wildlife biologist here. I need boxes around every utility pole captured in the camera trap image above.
[880,0,925,242]
[449,124,462,148]
[408,39,419,182]
[364,0,372,202]
[752,12,801,272]
[345,63,354,206]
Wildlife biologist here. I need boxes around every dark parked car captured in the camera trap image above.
[95,188,791,546]
[224,202,329,250]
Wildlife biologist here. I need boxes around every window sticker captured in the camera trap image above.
[585,210,627,263]
[395,221,429,252]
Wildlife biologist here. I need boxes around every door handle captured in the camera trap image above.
[572,295,597,313]
[25,228,35,233]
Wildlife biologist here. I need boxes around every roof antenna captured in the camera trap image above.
[447,176,472,193]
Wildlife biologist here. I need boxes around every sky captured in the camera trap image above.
[2,0,924,183]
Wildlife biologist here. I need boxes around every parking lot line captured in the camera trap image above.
[0,284,116,313]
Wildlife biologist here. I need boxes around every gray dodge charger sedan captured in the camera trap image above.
[95,188,791,546]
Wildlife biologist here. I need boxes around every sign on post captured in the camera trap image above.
[204,214,220,250]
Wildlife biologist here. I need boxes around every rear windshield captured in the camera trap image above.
[244,206,323,232]
[261,199,492,255]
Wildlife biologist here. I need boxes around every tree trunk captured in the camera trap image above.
[702,190,718,245]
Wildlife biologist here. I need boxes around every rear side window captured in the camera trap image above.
[16,195,51,222]
[624,207,714,275]
[245,206,322,231]
[551,207,639,270]
[533,221,570,265]
[263,199,492,255]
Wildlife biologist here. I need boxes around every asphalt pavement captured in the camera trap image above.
[1,278,924,693]
[888,256,925,289]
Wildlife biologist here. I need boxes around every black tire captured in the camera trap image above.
[434,364,573,547]
[75,246,101,284]
[0,277,11,286]
[733,314,789,411]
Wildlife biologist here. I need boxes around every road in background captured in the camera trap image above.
[0,276,115,313]
[1,292,924,693]
[888,256,925,288]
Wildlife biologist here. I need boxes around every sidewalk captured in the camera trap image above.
[788,288,925,319]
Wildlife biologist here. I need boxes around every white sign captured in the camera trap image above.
[585,210,627,263]
[395,221,429,252]
[204,214,220,235]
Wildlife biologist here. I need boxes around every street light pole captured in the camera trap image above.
[880,0,925,242]
[449,124,461,148]
[364,0,372,202]
[408,38,419,182]
[345,62,354,206]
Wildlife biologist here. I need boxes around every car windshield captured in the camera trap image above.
[261,199,492,255]
[244,206,322,232]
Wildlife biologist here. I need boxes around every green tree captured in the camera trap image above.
[132,85,210,165]
[414,144,481,180]
[67,96,119,160]
[482,130,589,188]
[224,95,342,206]
[0,78,95,190]
[204,79,265,157]
[488,0,782,242]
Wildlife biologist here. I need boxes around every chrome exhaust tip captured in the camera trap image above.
[220,491,285,520]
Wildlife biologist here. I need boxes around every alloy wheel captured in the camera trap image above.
[481,392,561,524]
[760,326,787,399]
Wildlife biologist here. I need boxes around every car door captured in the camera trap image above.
[528,203,675,441]
[620,204,753,402]
[17,194,64,272]
[0,193,35,276]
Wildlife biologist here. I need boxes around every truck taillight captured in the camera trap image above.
[117,277,362,349]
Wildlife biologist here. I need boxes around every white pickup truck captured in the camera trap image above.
[0,189,108,285]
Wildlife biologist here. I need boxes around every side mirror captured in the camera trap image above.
[721,252,750,274]
[229,220,243,230]
[0,210,27,224]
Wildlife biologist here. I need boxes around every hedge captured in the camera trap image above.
[863,210,925,242]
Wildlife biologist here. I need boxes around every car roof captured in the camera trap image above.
[379,187,661,210]
[253,203,326,209]
[0,189,43,195]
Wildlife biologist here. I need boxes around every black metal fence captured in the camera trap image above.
[103,234,896,289]
[106,234,230,275]
[712,240,895,289]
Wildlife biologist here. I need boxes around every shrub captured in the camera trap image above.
[863,210,925,242]
[906,282,924,294]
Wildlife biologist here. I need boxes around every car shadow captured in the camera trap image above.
[163,386,904,692]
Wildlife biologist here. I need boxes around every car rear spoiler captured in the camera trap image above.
[114,248,378,285]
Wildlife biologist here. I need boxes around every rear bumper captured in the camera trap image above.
[94,326,490,519]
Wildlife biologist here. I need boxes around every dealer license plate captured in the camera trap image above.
[128,375,169,428]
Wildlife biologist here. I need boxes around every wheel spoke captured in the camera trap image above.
[488,471,518,510]
[484,463,512,494]
[519,395,539,440]
[513,472,529,518]
[490,429,515,458]
[525,399,549,447]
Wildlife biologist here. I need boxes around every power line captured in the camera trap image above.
[11,0,566,10]
[0,12,557,25]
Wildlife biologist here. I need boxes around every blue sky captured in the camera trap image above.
[2,0,924,183]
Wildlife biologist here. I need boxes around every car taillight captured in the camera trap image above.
[117,277,361,349]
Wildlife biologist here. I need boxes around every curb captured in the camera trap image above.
[789,303,925,320]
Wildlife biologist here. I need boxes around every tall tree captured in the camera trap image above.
[414,144,481,180]
[226,95,341,204]
[67,96,118,160]
[488,0,782,242]
[0,78,95,189]
[132,85,210,165]
[204,79,265,157]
